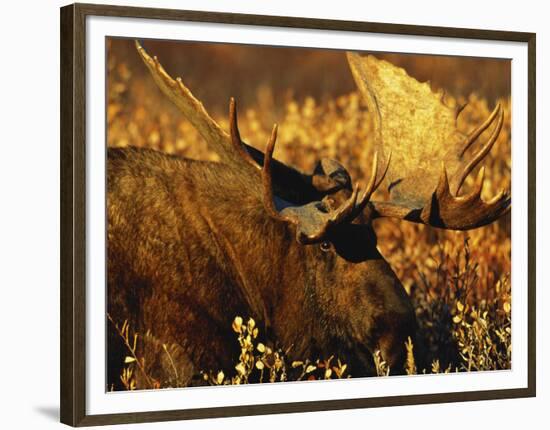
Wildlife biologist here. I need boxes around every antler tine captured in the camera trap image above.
[487,189,510,206]
[356,151,380,209]
[455,105,504,195]
[374,151,391,191]
[466,166,486,201]
[329,186,360,224]
[353,150,391,214]
[229,98,261,169]
[362,152,380,203]
[261,123,289,221]
[460,103,502,157]
[455,102,468,120]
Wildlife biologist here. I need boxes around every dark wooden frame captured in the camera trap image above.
[60,2,536,426]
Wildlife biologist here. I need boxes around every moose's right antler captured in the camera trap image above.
[347,52,511,230]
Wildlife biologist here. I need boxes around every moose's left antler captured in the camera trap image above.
[347,52,511,230]
[229,98,388,243]
[137,40,388,244]
[135,40,316,204]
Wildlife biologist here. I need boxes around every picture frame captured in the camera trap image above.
[60,2,536,426]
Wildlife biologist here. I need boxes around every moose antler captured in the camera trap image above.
[137,41,387,244]
[135,40,316,201]
[347,52,510,230]
[228,98,387,243]
[135,41,230,162]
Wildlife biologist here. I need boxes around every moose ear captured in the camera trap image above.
[311,158,352,193]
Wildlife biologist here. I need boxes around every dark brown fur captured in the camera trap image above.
[107,146,416,388]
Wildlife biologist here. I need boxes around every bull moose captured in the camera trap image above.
[107,41,510,389]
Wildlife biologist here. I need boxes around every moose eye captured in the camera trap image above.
[320,241,332,252]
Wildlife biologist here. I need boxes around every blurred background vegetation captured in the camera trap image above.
[108,38,510,114]
[107,38,512,387]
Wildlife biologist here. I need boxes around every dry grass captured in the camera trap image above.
[107,41,511,390]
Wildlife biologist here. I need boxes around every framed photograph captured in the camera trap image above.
[60,3,536,426]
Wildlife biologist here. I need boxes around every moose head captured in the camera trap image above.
[122,42,510,378]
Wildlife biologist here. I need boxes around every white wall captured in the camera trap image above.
[0,0,545,429]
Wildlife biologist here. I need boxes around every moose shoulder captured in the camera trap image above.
[106,42,510,389]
